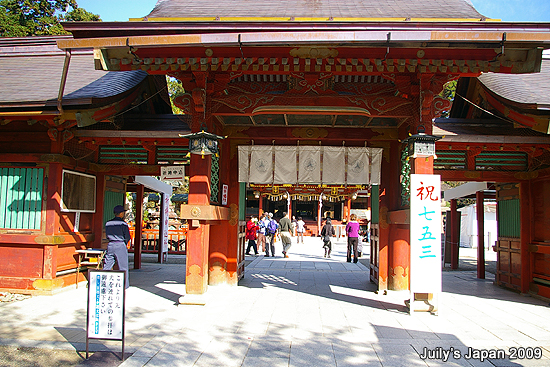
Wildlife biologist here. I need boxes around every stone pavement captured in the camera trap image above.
[0,237,549,367]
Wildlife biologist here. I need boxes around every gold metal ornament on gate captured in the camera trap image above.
[190,206,202,217]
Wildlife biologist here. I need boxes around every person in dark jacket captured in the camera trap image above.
[321,217,335,258]
[104,205,131,288]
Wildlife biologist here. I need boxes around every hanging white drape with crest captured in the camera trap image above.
[238,145,383,185]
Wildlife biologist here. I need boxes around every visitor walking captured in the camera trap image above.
[265,213,278,257]
[257,212,267,253]
[321,217,335,258]
[345,213,360,263]
[296,216,305,243]
[104,205,131,288]
[279,212,293,258]
[245,216,259,255]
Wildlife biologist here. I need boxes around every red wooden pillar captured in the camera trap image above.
[209,139,240,286]
[45,163,62,236]
[519,181,531,293]
[93,173,105,249]
[44,163,63,281]
[412,156,434,175]
[134,184,144,269]
[345,198,351,221]
[186,154,211,294]
[287,197,292,219]
[259,195,263,217]
[450,199,459,270]
[476,191,485,279]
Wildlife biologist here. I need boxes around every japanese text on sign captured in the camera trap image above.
[161,166,185,181]
[410,174,442,293]
[87,271,125,340]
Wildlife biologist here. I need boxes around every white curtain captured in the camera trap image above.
[274,146,297,184]
[347,147,369,185]
[298,146,321,183]
[249,145,273,184]
[238,146,250,183]
[370,147,383,185]
[322,146,345,184]
[238,145,384,185]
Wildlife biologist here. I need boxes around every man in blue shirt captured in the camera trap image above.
[104,205,131,288]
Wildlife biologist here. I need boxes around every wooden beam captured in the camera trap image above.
[438,170,524,182]
[363,116,374,127]
[74,130,189,138]
[437,135,550,145]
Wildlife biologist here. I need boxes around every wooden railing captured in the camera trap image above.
[129,227,187,254]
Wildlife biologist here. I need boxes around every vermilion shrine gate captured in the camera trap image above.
[1,0,550,302]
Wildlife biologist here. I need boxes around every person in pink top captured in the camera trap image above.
[345,213,360,263]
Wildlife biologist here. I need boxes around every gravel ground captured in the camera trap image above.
[0,346,129,367]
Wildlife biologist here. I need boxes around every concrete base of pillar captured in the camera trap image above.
[178,294,207,306]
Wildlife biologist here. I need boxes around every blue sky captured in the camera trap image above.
[77,0,550,22]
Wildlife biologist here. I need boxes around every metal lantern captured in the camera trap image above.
[403,132,441,158]
[179,129,225,159]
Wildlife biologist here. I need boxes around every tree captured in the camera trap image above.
[0,0,100,37]
[438,80,457,118]
[166,76,185,114]
[65,7,100,22]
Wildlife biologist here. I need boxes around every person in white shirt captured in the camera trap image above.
[296,216,305,243]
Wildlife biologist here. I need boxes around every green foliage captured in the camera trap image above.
[65,7,100,21]
[0,0,100,37]
[438,80,457,118]
[439,80,457,100]
[166,76,185,114]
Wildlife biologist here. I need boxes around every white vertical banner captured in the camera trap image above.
[238,146,250,183]
[249,146,273,184]
[322,146,345,184]
[298,146,321,183]
[370,148,383,185]
[347,147,369,184]
[410,174,442,294]
[161,193,169,253]
[274,146,297,184]
[221,184,228,206]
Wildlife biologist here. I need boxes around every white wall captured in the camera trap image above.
[458,203,497,249]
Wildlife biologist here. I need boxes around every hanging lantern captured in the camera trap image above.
[179,125,225,159]
[402,130,441,159]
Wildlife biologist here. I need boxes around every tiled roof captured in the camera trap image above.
[0,37,147,106]
[146,0,486,20]
[478,59,550,109]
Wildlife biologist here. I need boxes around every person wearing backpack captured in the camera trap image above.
[265,212,278,257]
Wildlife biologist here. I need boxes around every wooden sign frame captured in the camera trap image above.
[86,270,126,360]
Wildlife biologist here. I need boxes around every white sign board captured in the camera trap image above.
[160,165,185,181]
[221,184,229,206]
[410,174,442,293]
[87,270,125,340]
[162,193,169,252]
